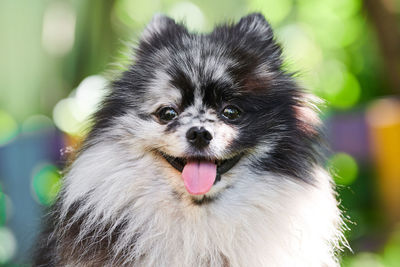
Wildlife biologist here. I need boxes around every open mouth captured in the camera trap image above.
[159,152,243,195]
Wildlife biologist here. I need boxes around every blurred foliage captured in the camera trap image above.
[31,164,61,206]
[329,153,359,186]
[342,225,400,267]
[0,0,399,265]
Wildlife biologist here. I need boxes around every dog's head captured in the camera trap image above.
[90,13,321,198]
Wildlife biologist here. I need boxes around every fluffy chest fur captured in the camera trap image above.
[51,142,342,267]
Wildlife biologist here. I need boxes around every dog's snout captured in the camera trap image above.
[186,127,212,148]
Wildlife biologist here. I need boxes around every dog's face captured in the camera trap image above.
[92,13,319,198]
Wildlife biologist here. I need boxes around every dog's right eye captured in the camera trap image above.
[157,107,178,122]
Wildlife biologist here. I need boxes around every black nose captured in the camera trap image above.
[186,127,213,148]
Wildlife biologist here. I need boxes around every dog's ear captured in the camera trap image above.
[235,13,273,41]
[232,13,282,68]
[141,14,187,43]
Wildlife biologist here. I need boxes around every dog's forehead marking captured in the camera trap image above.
[192,44,235,83]
[144,42,241,115]
[168,43,235,87]
[193,85,203,110]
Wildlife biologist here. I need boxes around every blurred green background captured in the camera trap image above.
[1,0,400,266]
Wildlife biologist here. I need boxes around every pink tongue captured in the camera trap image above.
[182,161,217,195]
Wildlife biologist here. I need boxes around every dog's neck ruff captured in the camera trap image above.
[58,143,344,267]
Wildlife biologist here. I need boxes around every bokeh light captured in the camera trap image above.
[75,75,108,120]
[0,110,18,147]
[41,1,76,56]
[0,186,12,229]
[114,0,161,27]
[339,15,364,48]
[382,226,400,266]
[31,164,62,206]
[167,2,206,31]
[297,0,363,49]
[316,60,361,109]
[52,97,83,135]
[0,227,17,264]
[0,187,6,226]
[342,252,384,267]
[21,114,55,134]
[330,72,361,109]
[53,75,108,136]
[329,152,359,185]
[278,23,323,73]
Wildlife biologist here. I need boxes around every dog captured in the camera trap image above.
[34,13,345,266]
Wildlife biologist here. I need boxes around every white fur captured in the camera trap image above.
[60,126,344,267]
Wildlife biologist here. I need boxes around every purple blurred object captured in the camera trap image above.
[326,110,370,162]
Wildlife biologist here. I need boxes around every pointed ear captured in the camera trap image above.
[141,14,185,42]
[235,13,273,40]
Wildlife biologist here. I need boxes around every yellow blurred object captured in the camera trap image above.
[366,98,400,225]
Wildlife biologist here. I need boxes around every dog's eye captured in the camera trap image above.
[221,106,241,120]
[157,107,178,122]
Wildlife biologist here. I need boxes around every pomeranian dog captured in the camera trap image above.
[34,13,345,266]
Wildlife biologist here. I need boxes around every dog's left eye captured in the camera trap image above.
[157,107,178,122]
